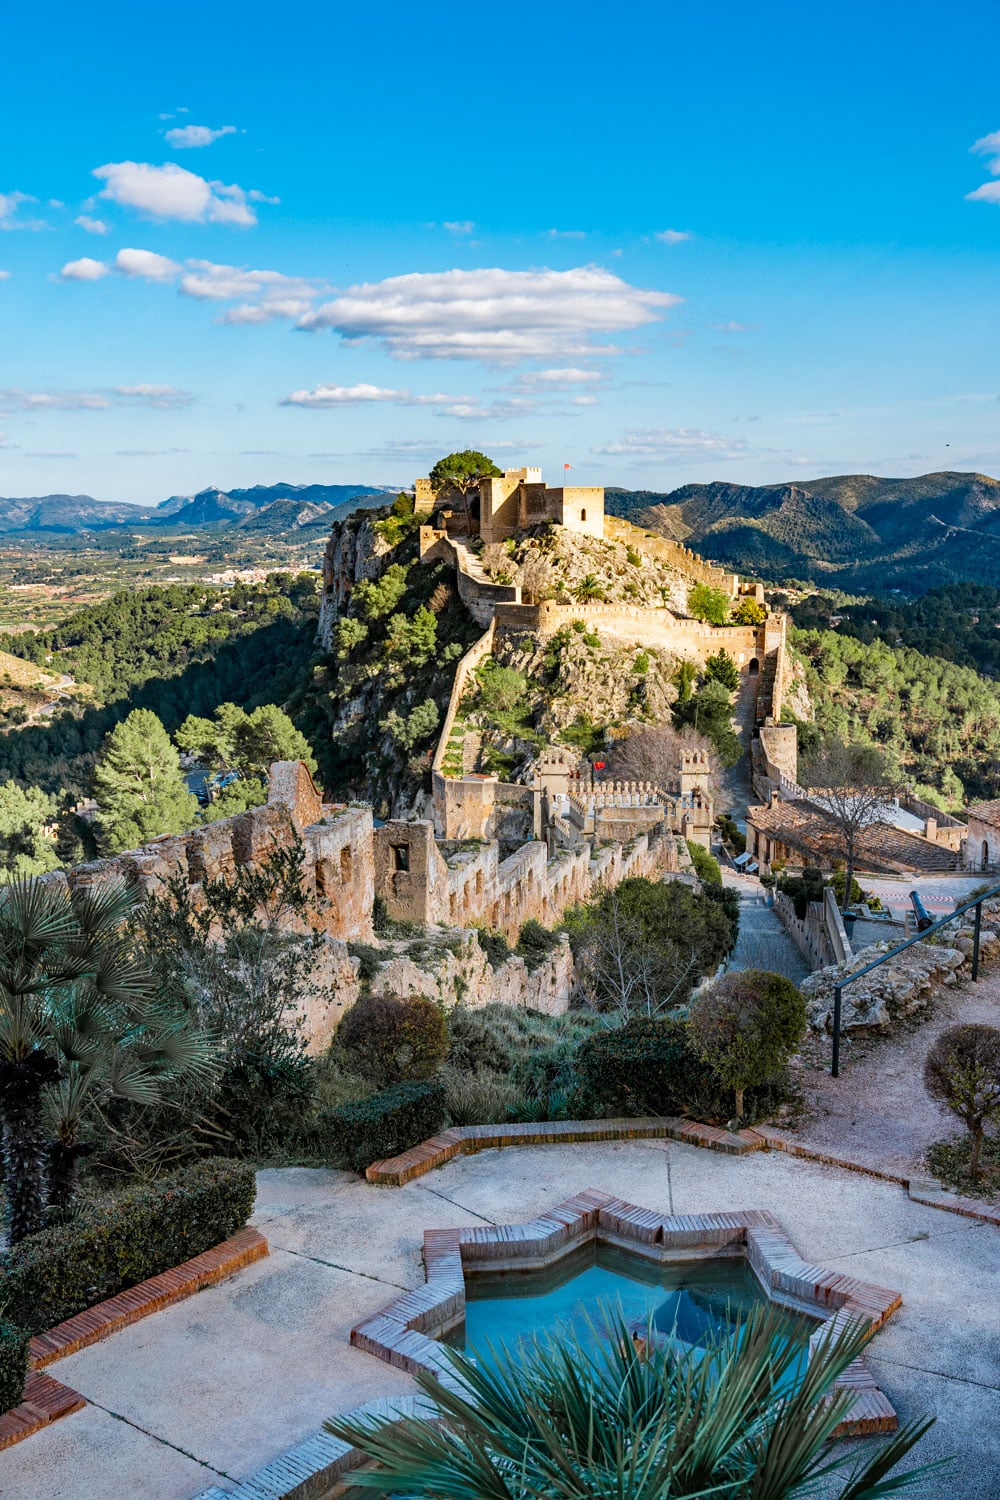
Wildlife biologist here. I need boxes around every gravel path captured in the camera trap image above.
[793,967,1000,1175]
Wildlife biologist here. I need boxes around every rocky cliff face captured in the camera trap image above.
[316,508,397,651]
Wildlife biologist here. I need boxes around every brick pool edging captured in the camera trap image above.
[0,1228,268,1453]
[352,1188,901,1438]
[366,1117,1000,1227]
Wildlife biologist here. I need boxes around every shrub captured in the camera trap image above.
[924,1024,1000,1182]
[572,1016,789,1125]
[212,1049,315,1152]
[689,970,806,1121]
[732,597,767,625]
[686,840,722,887]
[337,993,449,1084]
[688,583,730,625]
[440,1067,526,1126]
[446,1007,514,1073]
[0,1158,255,1336]
[322,1079,445,1172]
[704,649,740,692]
[0,1321,29,1414]
[476,927,512,970]
[514,919,562,970]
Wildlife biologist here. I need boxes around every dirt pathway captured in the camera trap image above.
[791,968,1000,1175]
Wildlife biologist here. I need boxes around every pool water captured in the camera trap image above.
[452,1242,814,1362]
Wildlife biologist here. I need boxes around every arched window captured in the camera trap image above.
[983,839,990,872]
[748,657,760,677]
[580,509,587,522]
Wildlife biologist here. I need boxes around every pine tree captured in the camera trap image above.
[93,709,199,854]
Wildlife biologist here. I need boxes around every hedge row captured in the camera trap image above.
[323,1079,446,1172]
[0,1156,256,1337]
[0,1321,29,1415]
[571,1017,788,1125]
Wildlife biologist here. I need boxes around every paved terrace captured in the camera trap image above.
[5,1142,998,1499]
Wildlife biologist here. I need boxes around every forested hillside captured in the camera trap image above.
[0,576,319,794]
[607,471,1000,592]
[788,582,1000,679]
[791,626,1000,807]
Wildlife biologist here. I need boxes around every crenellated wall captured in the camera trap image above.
[373,817,678,939]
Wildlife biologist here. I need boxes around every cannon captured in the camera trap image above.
[910,890,934,932]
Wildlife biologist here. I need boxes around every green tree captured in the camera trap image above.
[733,596,767,625]
[176,702,316,780]
[333,616,368,660]
[704,648,740,691]
[382,699,440,753]
[328,1303,938,1499]
[566,876,735,1019]
[674,679,742,766]
[924,1024,1000,1183]
[0,782,60,882]
[689,969,806,1120]
[93,709,199,854]
[428,450,502,530]
[353,563,410,622]
[383,606,437,668]
[0,878,212,1241]
[571,573,607,603]
[688,582,731,625]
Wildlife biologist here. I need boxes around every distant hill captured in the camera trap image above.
[0,482,391,537]
[606,471,1000,591]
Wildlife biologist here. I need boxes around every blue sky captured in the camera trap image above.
[2,0,999,502]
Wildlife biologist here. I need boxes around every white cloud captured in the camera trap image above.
[165,124,237,149]
[281,383,463,410]
[712,320,752,332]
[0,432,16,448]
[115,247,183,281]
[516,367,603,387]
[219,299,313,324]
[655,229,692,245]
[0,191,44,231]
[59,256,111,281]
[93,161,269,227]
[0,384,193,413]
[297,265,680,362]
[75,215,108,234]
[114,384,194,408]
[967,180,1000,204]
[546,228,587,239]
[442,221,474,234]
[572,395,598,406]
[179,259,317,303]
[594,426,750,459]
[0,270,10,281]
[967,131,1000,202]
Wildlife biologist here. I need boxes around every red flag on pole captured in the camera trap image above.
[563,463,572,471]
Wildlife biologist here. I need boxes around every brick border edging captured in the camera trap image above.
[366,1117,1000,1227]
[0,1372,85,1452]
[0,1227,268,1454]
[28,1226,269,1368]
[352,1190,900,1439]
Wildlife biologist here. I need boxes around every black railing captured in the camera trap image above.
[830,882,1000,1076]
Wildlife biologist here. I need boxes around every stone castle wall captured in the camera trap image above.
[602,516,739,594]
[46,761,375,948]
[374,818,677,940]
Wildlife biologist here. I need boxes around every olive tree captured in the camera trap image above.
[924,1024,1000,1182]
[689,968,806,1121]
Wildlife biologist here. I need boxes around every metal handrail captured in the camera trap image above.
[830,880,1000,1075]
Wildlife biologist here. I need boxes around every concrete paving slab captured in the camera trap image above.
[12,1143,1000,1500]
[0,1400,231,1500]
[43,1248,412,1487]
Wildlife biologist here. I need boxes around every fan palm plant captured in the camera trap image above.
[327,1303,944,1499]
[0,876,214,1242]
[571,573,607,603]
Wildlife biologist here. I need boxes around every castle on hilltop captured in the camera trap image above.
[415,466,605,545]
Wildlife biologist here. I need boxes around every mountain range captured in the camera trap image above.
[0,482,391,536]
[605,470,1000,591]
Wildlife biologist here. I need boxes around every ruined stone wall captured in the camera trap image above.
[493,599,764,667]
[374,817,676,940]
[50,762,375,947]
[370,930,574,1017]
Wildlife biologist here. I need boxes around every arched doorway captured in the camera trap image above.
[983,839,990,872]
[748,657,760,677]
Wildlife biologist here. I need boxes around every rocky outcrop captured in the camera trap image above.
[369,928,574,1016]
[802,940,966,1032]
[316,508,394,650]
